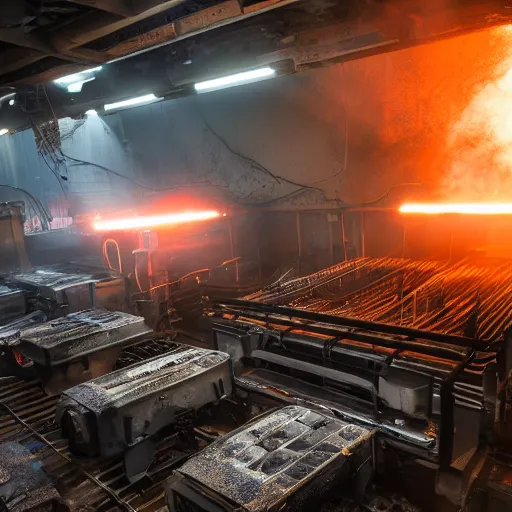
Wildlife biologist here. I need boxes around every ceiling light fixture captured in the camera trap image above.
[194,67,275,93]
[0,129,9,136]
[85,109,98,116]
[54,66,102,85]
[8,99,14,106]
[67,77,95,93]
[104,93,160,111]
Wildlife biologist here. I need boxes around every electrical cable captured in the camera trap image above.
[149,257,242,292]
[64,159,231,192]
[341,182,435,207]
[133,252,144,293]
[0,184,52,230]
[40,80,431,210]
[132,257,242,296]
[41,85,233,193]
[200,113,327,197]
[243,182,433,208]
[241,187,316,207]
[30,118,68,194]
[41,82,327,205]
[102,238,123,274]
[39,151,68,194]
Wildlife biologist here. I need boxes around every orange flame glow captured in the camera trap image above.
[445,27,512,199]
[399,203,512,215]
[93,210,221,231]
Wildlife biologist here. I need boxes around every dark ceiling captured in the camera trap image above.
[1,0,512,129]
[0,0,308,86]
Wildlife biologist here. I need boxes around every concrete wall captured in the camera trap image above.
[0,27,508,217]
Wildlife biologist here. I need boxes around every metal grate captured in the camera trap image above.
[0,340,194,512]
[246,256,512,342]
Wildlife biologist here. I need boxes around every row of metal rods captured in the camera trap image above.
[250,256,512,342]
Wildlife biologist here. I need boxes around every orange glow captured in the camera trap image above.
[444,27,512,200]
[399,203,512,215]
[93,210,221,231]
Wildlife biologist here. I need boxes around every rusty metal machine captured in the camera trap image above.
[7,264,128,316]
[206,256,512,510]
[56,345,233,482]
[9,308,151,393]
[167,405,373,512]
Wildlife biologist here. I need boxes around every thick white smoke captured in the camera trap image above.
[445,28,512,199]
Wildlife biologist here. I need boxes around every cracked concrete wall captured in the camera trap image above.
[0,27,504,215]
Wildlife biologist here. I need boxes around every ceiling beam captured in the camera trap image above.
[66,0,136,17]
[0,41,108,78]
[0,48,47,76]
[59,47,110,64]
[174,1,241,36]
[95,0,300,61]
[103,23,177,57]
[0,0,300,83]
[0,28,54,53]
[52,0,187,51]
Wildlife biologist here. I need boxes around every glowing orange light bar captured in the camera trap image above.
[93,210,221,231]
[399,203,512,215]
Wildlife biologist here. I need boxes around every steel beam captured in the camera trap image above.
[52,1,187,51]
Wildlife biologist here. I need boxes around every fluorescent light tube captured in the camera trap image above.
[54,67,102,85]
[67,77,95,93]
[194,67,275,92]
[0,129,9,136]
[104,94,159,111]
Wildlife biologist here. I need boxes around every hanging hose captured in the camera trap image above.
[102,238,123,274]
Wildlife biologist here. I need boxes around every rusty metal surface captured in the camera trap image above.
[0,310,46,344]
[174,405,372,511]
[55,344,232,470]
[11,268,98,292]
[320,492,421,512]
[14,308,151,365]
[0,339,194,512]
[60,346,230,414]
[7,264,128,318]
[0,441,60,511]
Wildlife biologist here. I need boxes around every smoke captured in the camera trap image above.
[445,27,512,200]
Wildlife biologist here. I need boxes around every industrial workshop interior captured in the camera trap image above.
[4,1,512,512]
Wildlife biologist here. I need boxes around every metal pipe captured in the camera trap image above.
[296,212,302,273]
[219,298,489,350]
[340,212,348,261]
[328,215,334,265]
[228,217,239,282]
[360,211,366,257]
